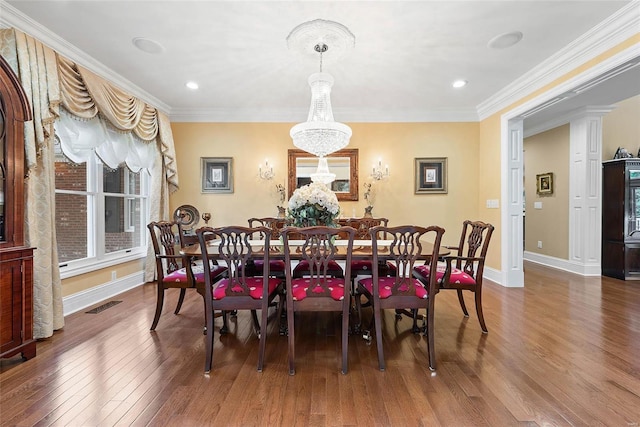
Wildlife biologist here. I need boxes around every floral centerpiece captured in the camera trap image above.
[287,182,340,227]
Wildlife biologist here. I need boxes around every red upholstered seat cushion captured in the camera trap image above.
[212,277,281,300]
[293,260,343,276]
[290,278,346,301]
[358,277,429,299]
[253,259,286,272]
[413,264,476,285]
[164,263,227,284]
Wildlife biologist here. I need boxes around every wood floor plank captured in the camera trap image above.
[2,265,640,426]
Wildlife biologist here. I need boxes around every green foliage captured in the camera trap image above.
[288,203,338,227]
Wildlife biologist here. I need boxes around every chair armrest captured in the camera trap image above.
[440,255,484,282]
[442,255,483,263]
[155,254,184,261]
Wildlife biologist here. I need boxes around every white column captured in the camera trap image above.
[568,106,614,275]
[501,118,524,287]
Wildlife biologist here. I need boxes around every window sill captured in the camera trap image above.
[59,249,147,279]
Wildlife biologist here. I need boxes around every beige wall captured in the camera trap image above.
[602,94,640,160]
[523,125,570,258]
[169,122,481,247]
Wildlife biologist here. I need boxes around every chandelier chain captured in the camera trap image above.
[315,43,328,72]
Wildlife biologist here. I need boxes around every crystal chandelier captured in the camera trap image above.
[288,20,354,158]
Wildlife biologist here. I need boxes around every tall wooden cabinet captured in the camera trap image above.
[0,55,36,360]
[602,158,640,281]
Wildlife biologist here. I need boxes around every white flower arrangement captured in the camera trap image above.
[287,182,340,227]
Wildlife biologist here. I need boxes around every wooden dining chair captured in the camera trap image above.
[357,225,444,371]
[414,220,494,333]
[247,217,288,278]
[196,225,284,373]
[147,220,227,331]
[281,225,356,375]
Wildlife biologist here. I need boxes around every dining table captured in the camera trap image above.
[180,239,449,261]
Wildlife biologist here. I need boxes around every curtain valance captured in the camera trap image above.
[55,107,156,171]
[1,28,179,193]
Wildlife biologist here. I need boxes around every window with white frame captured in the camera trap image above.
[54,147,150,274]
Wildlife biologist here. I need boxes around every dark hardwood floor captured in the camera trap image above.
[1,262,639,426]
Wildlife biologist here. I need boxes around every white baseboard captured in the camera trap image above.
[483,266,504,286]
[523,251,601,276]
[62,272,145,316]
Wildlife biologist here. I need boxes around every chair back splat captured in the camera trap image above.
[281,225,356,375]
[247,217,289,278]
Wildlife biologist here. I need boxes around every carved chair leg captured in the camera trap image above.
[251,309,261,336]
[341,303,349,374]
[353,293,363,334]
[426,304,436,371]
[204,309,215,373]
[374,306,385,371]
[257,306,269,372]
[174,288,187,314]
[456,289,469,317]
[411,309,421,333]
[220,311,229,334]
[475,288,488,333]
[150,284,165,330]
[287,304,296,375]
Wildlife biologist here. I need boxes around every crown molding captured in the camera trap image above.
[0,1,171,114]
[169,107,480,123]
[477,1,640,120]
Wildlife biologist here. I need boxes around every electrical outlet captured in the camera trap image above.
[111,271,117,280]
[537,241,542,249]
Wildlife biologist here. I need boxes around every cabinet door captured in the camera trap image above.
[627,170,640,239]
[625,244,640,280]
[0,259,24,354]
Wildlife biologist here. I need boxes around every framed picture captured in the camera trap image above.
[201,157,233,193]
[415,157,447,194]
[536,172,553,195]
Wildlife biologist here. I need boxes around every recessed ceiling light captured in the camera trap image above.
[132,37,165,54]
[452,79,467,88]
[488,31,523,49]
[185,81,199,90]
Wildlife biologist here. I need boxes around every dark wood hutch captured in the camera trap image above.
[0,55,36,360]
[602,158,640,281]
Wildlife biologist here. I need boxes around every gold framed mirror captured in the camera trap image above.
[288,148,359,201]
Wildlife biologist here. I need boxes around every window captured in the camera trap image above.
[54,148,149,276]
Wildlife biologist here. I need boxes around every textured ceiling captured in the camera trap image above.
[2,0,638,124]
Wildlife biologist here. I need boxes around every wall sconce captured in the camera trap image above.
[371,159,389,181]
[259,159,275,180]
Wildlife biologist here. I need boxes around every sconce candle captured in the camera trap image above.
[371,159,390,181]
